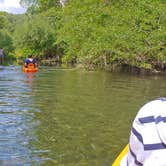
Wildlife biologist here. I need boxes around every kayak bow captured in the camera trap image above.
[112,144,128,166]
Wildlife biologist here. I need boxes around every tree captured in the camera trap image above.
[57,0,166,70]
[20,0,38,8]
[20,0,61,12]
[0,30,14,53]
[13,8,60,58]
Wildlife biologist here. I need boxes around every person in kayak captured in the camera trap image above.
[0,48,4,65]
[120,98,166,166]
[24,54,37,68]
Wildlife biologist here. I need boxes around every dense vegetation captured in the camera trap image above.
[1,0,166,72]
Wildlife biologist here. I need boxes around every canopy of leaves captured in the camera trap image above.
[1,0,166,70]
[57,0,166,69]
[0,30,13,53]
[13,8,61,58]
[0,12,16,55]
[20,0,60,13]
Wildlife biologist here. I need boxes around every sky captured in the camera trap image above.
[0,0,26,14]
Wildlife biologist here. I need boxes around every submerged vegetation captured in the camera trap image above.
[1,0,166,72]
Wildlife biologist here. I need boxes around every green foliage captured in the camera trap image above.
[20,0,60,13]
[38,0,60,11]
[0,14,8,29]
[13,8,61,58]
[57,0,109,58]
[20,0,38,8]
[0,30,14,53]
[1,0,166,70]
[57,0,166,70]
[0,11,18,32]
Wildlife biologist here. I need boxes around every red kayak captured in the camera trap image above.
[23,63,38,72]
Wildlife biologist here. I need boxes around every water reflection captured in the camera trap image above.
[1,66,166,166]
[24,73,36,86]
[0,66,44,165]
[31,68,166,166]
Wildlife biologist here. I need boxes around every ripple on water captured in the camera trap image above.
[0,66,47,165]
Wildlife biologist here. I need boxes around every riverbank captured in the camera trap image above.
[40,58,164,76]
[12,57,164,76]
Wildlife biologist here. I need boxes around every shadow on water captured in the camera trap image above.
[0,66,48,165]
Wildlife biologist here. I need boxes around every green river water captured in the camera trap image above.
[0,66,166,166]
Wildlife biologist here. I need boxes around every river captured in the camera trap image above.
[0,66,166,166]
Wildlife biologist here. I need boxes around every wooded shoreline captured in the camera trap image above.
[1,0,166,75]
[39,57,164,76]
